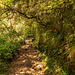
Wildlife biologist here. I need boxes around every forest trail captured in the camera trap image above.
[9,38,47,75]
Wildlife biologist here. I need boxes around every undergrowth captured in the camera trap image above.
[0,32,25,74]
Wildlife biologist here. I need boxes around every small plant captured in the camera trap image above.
[0,41,17,60]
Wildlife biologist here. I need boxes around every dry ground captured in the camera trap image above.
[9,39,48,75]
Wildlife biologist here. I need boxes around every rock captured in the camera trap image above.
[33,64,44,70]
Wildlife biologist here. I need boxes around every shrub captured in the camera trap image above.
[0,41,17,60]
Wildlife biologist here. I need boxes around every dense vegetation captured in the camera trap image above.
[0,0,75,75]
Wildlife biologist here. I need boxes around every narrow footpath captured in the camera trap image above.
[9,38,48,75]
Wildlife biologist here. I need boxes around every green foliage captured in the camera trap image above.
[0,40,17,60]
[0,30,25,74]
[0,0,75,74]
[0,38,5,43]
[0,59,9,74]
[70,37,75,42]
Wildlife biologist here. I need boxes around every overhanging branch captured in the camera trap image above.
[0,2,46,26]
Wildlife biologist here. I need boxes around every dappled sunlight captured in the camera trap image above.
[0,0,75,75]
[9,39,45,75]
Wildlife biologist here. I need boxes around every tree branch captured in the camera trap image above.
[0,2,46,26]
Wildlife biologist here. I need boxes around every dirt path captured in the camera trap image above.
[9,39,46,75]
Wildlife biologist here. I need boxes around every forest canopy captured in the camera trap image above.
[0,0,75,75]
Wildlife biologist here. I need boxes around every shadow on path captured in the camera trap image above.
[9,38,49,75]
